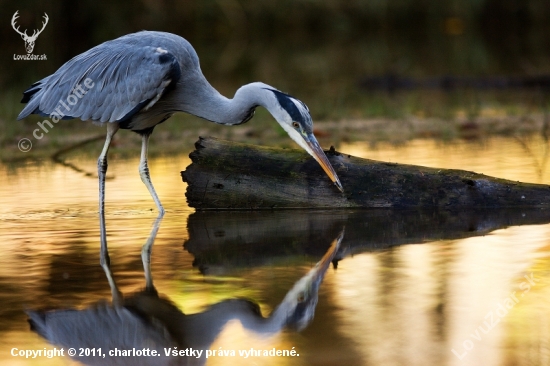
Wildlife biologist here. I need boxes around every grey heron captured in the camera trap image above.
[27,216,344,366]
[17,30,343,217]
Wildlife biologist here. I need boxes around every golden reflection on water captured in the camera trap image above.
[341,135,550,184]
[207,322,300,366]
[326,225,550,365]
[1,135,550,365]
[0,154,193,217]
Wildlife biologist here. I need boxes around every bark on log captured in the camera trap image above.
[181,137,550,209]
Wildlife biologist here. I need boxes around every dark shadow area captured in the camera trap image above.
[184,208,550,272]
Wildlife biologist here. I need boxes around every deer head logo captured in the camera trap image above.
[12,11,49,54]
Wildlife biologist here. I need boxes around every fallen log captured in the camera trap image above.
[180,137,550,209]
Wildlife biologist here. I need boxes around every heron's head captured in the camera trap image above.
[258,85,343,193]
[273,230,344,331]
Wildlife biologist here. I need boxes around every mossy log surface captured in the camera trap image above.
[181,137,550,209]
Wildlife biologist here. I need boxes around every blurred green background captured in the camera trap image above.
[2,0,550,155]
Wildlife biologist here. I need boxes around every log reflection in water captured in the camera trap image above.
[184,208,550,272]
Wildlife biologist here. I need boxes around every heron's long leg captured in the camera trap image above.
[102,252,123,306]
[139,131,165,214]
[141,212,164,292]
[97,123,121,304]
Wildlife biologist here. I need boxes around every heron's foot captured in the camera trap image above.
[144,285,158,296]
[112,289,124,307]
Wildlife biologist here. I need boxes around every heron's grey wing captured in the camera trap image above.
[18,42,181,123]
[27,304,176,366]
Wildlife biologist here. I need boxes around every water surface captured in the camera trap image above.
[1,135,549,365]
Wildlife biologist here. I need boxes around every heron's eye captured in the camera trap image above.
[292,122,300,129]
[297,293,305,303]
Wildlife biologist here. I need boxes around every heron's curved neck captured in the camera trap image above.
[188,298,292,338]
[178,80,276,125]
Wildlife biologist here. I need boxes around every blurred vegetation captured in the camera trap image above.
[3,0,550,85]
[2,0,550,157]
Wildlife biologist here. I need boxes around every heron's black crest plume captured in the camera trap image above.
[266,88,311,125]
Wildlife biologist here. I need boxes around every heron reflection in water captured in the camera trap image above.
[27,216,344,365]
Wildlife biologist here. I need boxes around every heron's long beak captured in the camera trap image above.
[314,229,344,272]
[307,229,345,289]
[305,134,344,193]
